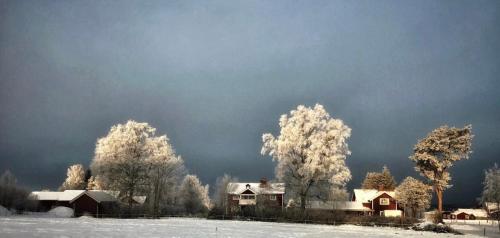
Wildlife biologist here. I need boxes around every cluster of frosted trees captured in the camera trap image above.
[260,103,490,220]
[59,121,210,216]
[55,103,497,220]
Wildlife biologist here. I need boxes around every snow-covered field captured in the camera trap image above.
[445,219,499,238]
[0,216,488,238]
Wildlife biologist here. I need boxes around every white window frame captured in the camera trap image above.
[379,198,390,205]
[269,195,277,201]
[241,195,256,200]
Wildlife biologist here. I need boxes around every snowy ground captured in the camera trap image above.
[0,216,488,238]
[445,219,499,238]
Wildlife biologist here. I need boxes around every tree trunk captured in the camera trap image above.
[300,194,307,210]
[436,187,443,213]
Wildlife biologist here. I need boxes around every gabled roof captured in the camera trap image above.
[30,191,61,201]
[30,190,118,203]
[227,182,285,195]
[452,209,488,217]
[353,189,395,203]
[59,190,86,201]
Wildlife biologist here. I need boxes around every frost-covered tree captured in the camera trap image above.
[179,174,210,214]
[395,176,432,218]
[361,166,397,190]
[0,170,30,210]
[330,187,349,201]
[261,104,352,209]
[147,135,185,217]
[481,164,500,229]
[213,174,237,212]
[409,125,473,212]
[91,120,157,208]
[86,176,106,190]
[91,120,186,213]
[60,164,86,191]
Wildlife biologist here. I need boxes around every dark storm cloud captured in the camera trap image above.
[1,0,499,206]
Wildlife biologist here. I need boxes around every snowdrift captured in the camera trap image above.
[48,206,74,218]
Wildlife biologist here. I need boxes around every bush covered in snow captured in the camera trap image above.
[48,206,74,218]
[412,222,462,234]
[0,205,12,216]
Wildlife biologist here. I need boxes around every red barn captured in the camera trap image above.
[31,190,117,217]
[452,209,488,220]
[226,178,285,214]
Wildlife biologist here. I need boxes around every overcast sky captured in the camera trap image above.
[1,0,499,206]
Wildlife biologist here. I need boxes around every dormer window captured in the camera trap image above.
[246,184,250,189]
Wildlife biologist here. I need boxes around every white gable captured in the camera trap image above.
[353,189,395,203]
[227,183,285,195]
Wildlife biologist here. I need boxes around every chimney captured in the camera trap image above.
[378,184,385,191]
[259,177,268,187]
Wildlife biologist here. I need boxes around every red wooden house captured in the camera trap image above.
[306,189,402,217]
[351,189,402,217]
[226,178,285,213]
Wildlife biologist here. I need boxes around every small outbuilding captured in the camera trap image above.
[452,209,488,220]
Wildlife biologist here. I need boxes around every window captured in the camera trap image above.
[232,195,239,200]
[241,195,255,200]
[269,195,277,201]
[379,198,390,205]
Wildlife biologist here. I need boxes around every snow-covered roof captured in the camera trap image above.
[307,200,371,211]
[227,182,285,195]
[30,190,118,203]
[30,191,61,201]
[132,196,147,204]
[484,202,499,211]
[58,190,86,201]
[353,189,395,203]
[87,190,118,202]
[452,209,488,217]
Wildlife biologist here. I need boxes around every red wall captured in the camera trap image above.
[371,193,399,215]
[71,194,99,216]
[456,212,475,220]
